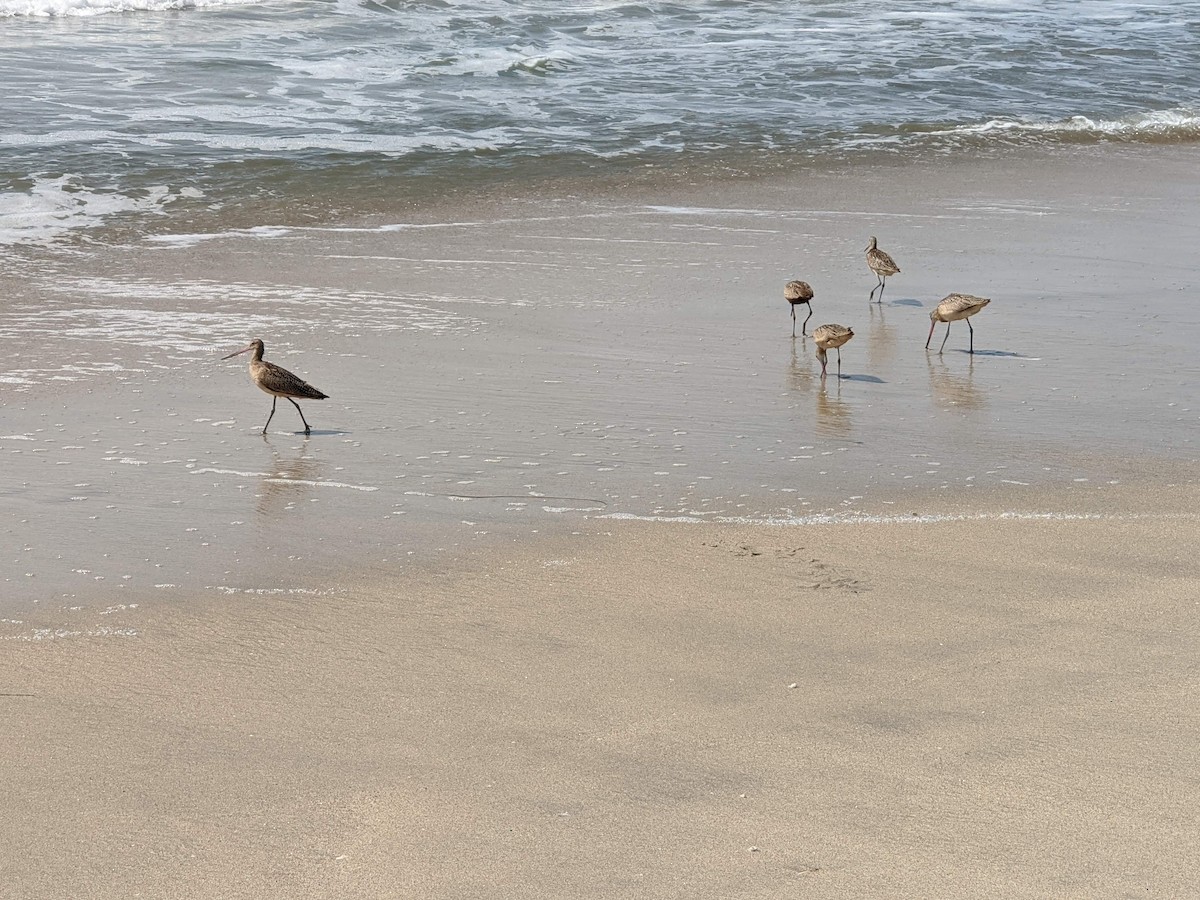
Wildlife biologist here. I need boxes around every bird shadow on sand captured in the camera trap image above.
[836,373,886,383]
[945,349,1038,360]
[263,428,352,438]
[885,297,925,308]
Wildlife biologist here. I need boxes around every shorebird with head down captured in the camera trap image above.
[784,280,814,336]
[812,323,854,378]
[926,294,991,354]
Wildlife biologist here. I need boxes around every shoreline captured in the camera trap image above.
[3,142,1200,609]
[2,465,1197,630]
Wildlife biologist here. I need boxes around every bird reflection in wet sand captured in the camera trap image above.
[787,342,817,394]
[927,356,986,411]
[815,380,852,439]
[256,444,324,518]
[867,301,897,371]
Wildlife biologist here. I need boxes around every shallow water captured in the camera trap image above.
[2,146,1198,611]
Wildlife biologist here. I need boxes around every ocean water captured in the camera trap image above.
[2,1,1200,614]
[1,0,1199,244]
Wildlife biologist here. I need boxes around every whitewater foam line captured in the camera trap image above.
[598,510,1200,526]
[934,107,1200,142]
[262,478,378,492]
[1,626,139,641]
[0,0,265,18]
[189,469,377,491]
[191,467,271,478]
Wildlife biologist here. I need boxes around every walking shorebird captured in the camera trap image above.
[926,294,990,354]
[222,339,329,435]
[865,236,900,303]
[785,280,814,336]
[813,323,854,378]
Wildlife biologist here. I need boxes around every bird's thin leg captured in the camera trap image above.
[836,347,842,379]
[869,276,881,301]
[801,305,812,336]
[791,305,797,337]
[939,322,951,354]
[876,278,886,304]
[288,398,313,435]
[925,320,936,349]
[262,397,277,435]
[967,320,975,354]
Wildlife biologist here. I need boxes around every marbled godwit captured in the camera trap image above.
[865,236,900,303]
[785,280,814,336]
[222,339,329,435]
[926,293,991,354]
[812,323,854,378]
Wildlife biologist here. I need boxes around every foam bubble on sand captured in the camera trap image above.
[262,478,378,492]
[209,586,334,596]
[600,510,1200,526]
[145,225,293,249]
[39,276,482,342]
[191,467,272,478]
[2,626,139,641]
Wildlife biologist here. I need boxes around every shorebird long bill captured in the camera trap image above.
[927,293,990,354]
[813,323,854,378]
[785,280,814,337]
[222,338,329,435]
[221,343,257,360]
[865,236,900,303]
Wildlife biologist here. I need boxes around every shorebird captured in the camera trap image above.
[865,236,900,303]
[785,280,814,336]
[813,323,854,378]
[221,339,329,435]
[926,294,991,354]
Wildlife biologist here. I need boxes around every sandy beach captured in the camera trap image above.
[3,144,1200,897]
[4,482,1200,898]
[7,2,1200,895]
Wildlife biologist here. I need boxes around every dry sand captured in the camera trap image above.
[4,481,1199,898]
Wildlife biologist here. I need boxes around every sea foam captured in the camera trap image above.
[0,0,262,16]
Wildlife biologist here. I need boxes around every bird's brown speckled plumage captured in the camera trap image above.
[222,339,328,435]
[865,236,900,302]
[927,293,991,354]
[784,280,814,336]
[813,323,854,377]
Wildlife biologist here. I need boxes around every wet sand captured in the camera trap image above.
[3,488,1200,898]
[2,145,1200,896]
[2,144,1199,607]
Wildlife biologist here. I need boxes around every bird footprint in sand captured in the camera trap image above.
[702,542,868,594]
